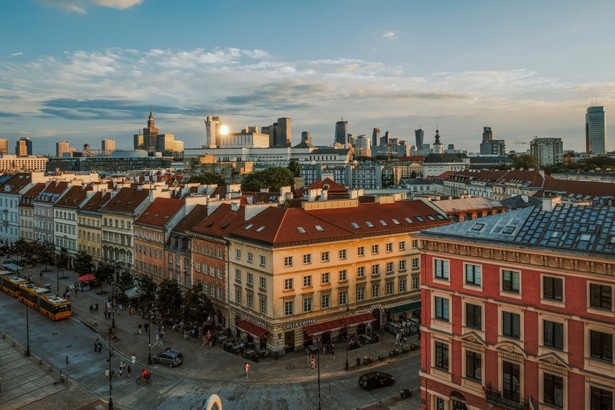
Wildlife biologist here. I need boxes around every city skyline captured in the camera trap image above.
[1,0,615,155]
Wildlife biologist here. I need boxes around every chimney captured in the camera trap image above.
[542,196,561,212]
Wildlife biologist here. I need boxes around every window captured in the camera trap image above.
[339,249,347,260]
[386,243,393,253]
[247,293,253,309]
[303,297,312,313]
[435,297,449,321]
[339,290,347,305]
[435,341,449,371]
[338,270,347,282]
[321,272,330,285]
[357,286,365,302]
[371,283,379,298]
[357,246,365,256]
[502,311,520,339]
[303,275,312,287]
[235,288,242,304]
[259,298,267,315]
[321,251,330,262]
[544,373,564,408]
[590,283,612,310]
[411,276,419,290]
[590,330,613,362]
[321,294,330,309]
[385,281,393,295]
[357,266,365,278]
[503,361,521,402]
[412,258,419,269]
[544,320,564,350]
[278,276,294,291]
[371,244,379,254]
[466,350,481,382]
[543,276,563,301]
[465,264,482,286]
[502,269,520,293]
[590,387,613,410]
[399,260,407,272]
[465,304,482,330]
[400,278,407,293]
[284,256,293,267]
[303,254,311,264]
[399,241,406,251]
[412,240,418,248]
[371,264,380,276]
[386,262,394,274]
[247,272,253,285]
[247,252,253,263]
[434,259,449,280]
[259,255,266,267]
[235,269,241,282]
[259,277,266,289]
[284,301,294,316]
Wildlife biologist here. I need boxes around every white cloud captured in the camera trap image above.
[382,31,399,40]
[39,0,142,13]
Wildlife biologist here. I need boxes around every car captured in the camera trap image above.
[359,333,380,344]
[358,371,395,390]
[152,348,183,367]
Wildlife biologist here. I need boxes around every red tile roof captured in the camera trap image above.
[539,178,615,199]
[102,187,150,213]
[19,182,46,207]
[191,203,246,238]
[136,197,184,227]
[55,185,92,209]
[80,191,112,213]
[0,173,32,194]
[171,204,209,234]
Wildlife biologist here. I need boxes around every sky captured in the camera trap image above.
[1,0,614,156]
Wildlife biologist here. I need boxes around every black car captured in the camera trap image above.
[358,371,395,390]
[152,348,183,367]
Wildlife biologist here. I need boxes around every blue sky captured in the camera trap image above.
[1,0,614,155]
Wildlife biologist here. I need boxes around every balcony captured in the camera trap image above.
[485,389,528,410]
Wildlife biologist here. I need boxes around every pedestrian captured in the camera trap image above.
[105,367,110,379]
[89,304,93,314]
[309,354,316,369]
[97,341,103,353]
[118,365,124,378]
[95,303,99,312]
[131,354,136,365]
[138,324,142,335]
[39,271,43,280]
[94,338,99,352]
[144,323,149,334]
[127,365,132,378]
[243,362,250,378]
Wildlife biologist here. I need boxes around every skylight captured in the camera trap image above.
[297,227,306,233]
[351,222,360,229]
[244,223,254,230]
[365,221,374,228]
[416,216,425,222]
[579,234,591,241]
[379,220,387,226]
[315,225,324,232]
[404,217,413,224]
[256,226,265,232]
[471,223,485,231]
[502,226,515,235]
[392,218,400,225]
[427,215,436,220]
[436,215,446,220]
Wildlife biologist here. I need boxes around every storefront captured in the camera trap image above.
[385,300,421,321]
[235,317,268,349]
[302,312,376,347]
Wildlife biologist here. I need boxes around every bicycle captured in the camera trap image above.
[136,374,152,385]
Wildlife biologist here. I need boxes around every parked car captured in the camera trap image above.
[359,333,380,344]
[358,371,395,390]
[152,348,183,367]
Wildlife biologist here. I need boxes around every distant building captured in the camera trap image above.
[101,139,116,154]
[586,105,607,155]
[530,137,564,166]
[0,139,8,155]
[415,129,424,150]
[335,119,348,146]
[353,135,371,158]
[15,137,32,157]
[301,131,312,146]
[56,140,74,157]
[480,126,507,155]
[372,128,380,148]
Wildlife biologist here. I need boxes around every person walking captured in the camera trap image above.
[243,362,250,378]
[94,338,100,352]
[127,365,132,378]
[131,354,136,365]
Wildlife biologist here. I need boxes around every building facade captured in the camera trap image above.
[530,137,564,167]
[586,105,607,155]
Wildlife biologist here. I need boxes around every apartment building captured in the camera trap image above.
[54,185,95,266]
[78,190,114,263]
[0,173,34,245]
[418,197,615,410]
[32,181,70,244]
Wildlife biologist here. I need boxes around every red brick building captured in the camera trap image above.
[418,197,614,410]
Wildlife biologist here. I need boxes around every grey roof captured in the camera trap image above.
[419,202,615,258]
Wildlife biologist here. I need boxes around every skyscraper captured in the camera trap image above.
[0,139,8,155]
[15,137,32,157]
[586,105,607,155]
[275,117,291,147]
[101,139,116,154]
[414,128,424,149]
[372,128,380,147]
[335,119,348,146]
[56,140,71,157]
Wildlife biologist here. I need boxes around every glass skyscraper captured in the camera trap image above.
[585,106,607,155]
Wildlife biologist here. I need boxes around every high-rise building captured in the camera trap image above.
[415,129,424,150]
[56,140,72,157]
[205,115,222,148]
[134,111,159,153]
[353,135,371,157]
[15,137,32,157]
[372,128,380,147]
[480,126,506,155]
[0,139,8,155]
[101,139,116,153]
[530,137,564,166]
[301,131,312,146]
[275,117,291,147]
[335,119,348,146]
[586,105,607,155]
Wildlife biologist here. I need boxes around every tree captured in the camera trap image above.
[14,239,37,266]
[155,279,183,324]
[187,172,226,185]
[55,249,70,279]
[182,283,214,324]
[94,262,114,294]
[73,251,94,276]
[115,269,135,293]
[136,274,158,310]
[241,167,294,192]
[288,159,301,177]
[510,154,539,170]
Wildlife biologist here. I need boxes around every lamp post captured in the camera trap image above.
[108,327,114,410]
[25,303,30,356]
[147,307,153,365]
[317,339,322,410]
[345,305,350,371]
[111,264,117,330]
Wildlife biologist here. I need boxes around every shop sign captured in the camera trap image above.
[282,319,316,330]
[243,315,269,330]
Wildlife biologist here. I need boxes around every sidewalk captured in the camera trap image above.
[26,262,419,385]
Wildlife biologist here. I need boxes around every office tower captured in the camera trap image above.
[301,131,312,145]
[380,131,391,147]
[0,139,8,155]
[480,126,506,155]
[56,140,71,157]
[156,134,176,154]
[102,139,116,153]
[275,117,291,147]
[354,135,371,157]
[134,111,159,153]
[414,129,424,149]
[335,119,348,146]
[530,137,563,166]
[205,115,222,149]
[372,128,380,147]
[586,105,607,155]
[15,137,32,157]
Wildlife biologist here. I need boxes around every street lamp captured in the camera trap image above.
[317,338,322,410]
[108,327,114,410]
[25,303,30,356]
[147,306,153,365]
[345,305,350,371]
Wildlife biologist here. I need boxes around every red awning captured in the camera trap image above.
[236,320,268,339]
[304,312,376,336]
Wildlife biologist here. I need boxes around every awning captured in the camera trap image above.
[124,287,142,299]
[304,312,376,336]
[79,274,96,282]
[236,320,268,339]
[387,301,421,315]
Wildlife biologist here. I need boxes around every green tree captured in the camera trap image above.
[37,240,57,271]
[55,248,69,279]
[115,269,135,293]
[241,167,294,192]
[288,159,301,177]
[73,251,94,276]
[156,278,184,324]
[94,262,114,294]
[182,283,214,324]
[136,274,158,310]
[510,154,539,170]
[187,172,226,185]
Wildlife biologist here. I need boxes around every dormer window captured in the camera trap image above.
[315,225,324,232]
[365,221,374,228]
[244,223,253,230]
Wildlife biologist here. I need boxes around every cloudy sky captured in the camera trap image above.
[1,0,614,155]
